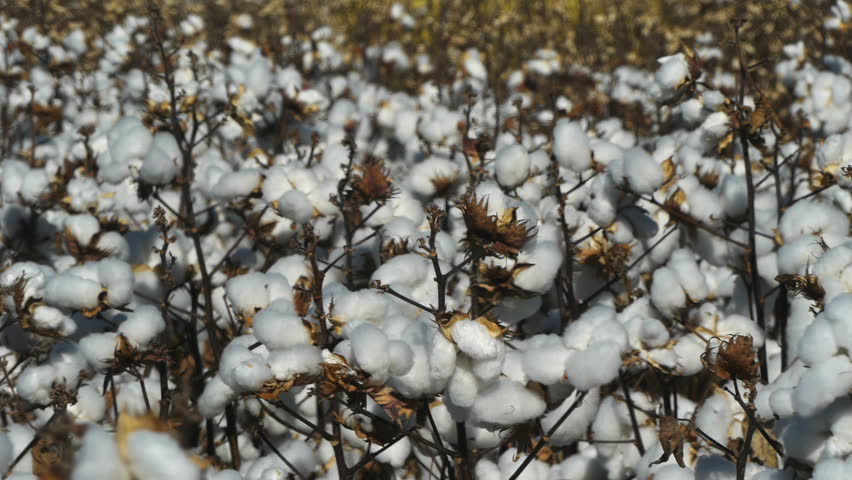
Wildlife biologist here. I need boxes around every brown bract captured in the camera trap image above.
[703,335,760,382]
[458,193,534,258]
[349,158,393,205]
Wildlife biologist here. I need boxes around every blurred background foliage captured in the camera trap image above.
[3,0,846,99]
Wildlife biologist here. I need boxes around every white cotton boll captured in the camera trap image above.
[495,144,530,189]
[824,294,852,354]
[700,112,731,144]
[447,357,479,410]
[64,213,100,246]
[16,364,55,404]
[669,249,709,301]
[198,375,236,418]
[776,235,823,275]
[429,329,458,388]
[719,175,748,218]
[638,317,670,348]
[793,355,852,417]
[96,231,130,260]
[215,169,262,201]
[97,258,134,306]
[798,318,837,365]
[543,388,601,446]
[624,147,665,195]
[253,311,310,349]
[0,432,12,474]
[267,345,322,381]
[521,335,569,385]
[655,53,689,96]
[553,119,592,172]
[20,169,49,204]
[650,267,685,317]
[350,323,390,377]
[716,314,764,347]
[565,343,622,390]
[118,305,165,348]
[226,273,270,317]
[127,431,200,480]
[71,426,130,480]
[30,305,75,336]
[79,332,118,371]
[140,132,180,185]
[276,190,313,224]
[452,320,501,360]
[672,334,708,376]
[68,383,105,422]
[551,452,609,480]
[513,241,563,294]
[779,200,849,242]
[408,157,460,197]
[45,273,101,311]
[231,359,274,392]
[470,378,546,428]
[387,340,413,376]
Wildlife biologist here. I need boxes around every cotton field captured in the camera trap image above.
[0,1,850,479]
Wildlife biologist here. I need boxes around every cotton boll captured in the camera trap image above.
[543,388,601,446]
[79,332,118,371]
[71,426,130,480]
[30,305,75,336]
[669,249,709,302]
[16,364,57,405]
[637,317,670,349]
[64,213,100,246]
[68,383,106,422]
[470,378,546,428]
[253,310,310,349]
[387,340,413,376]
[624,147,665,195]
[672,334,706,375]
[267,345,322,381]
[215,169,262,201]
[45,273,101,311]
[408,157,460,197]
[553,119,592,172]
[226,273,271,317]
[350,323,390,378]
[210,470,244,480]
[521,335,569,385]
[140,132,180,185]
[813,458,852,480]
[451,320,501,360]
[823,294,852,355]
[198,375,237,418]
[700,112,731,144]
[694,455,736,480]
[97,258,134,306]
[19,169,49,204]
[792,355,852,417]
[513,241,564,294]
[779,200,849,242]
[495,144,530,189]
[650,266,686,317]
[798,318,837,365]
[446,357,479,410]
[565,342,622,390]
[276,190,313,224]
[0,432,12,474]
[118,305,165,348]
[127,431,200,480]
[655,53,689,97]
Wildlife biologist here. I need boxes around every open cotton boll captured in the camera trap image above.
[699,111,731,144]
[553,119,592,172]
[20,169,49,204]
[350,323,390,377]
[253,310,310,349]
[198,375,237,418]
[512,241,564,294]
[792,355,852,417]
[226,273,270,317]
[45,273,101,311]
[79,332,118,371]
[96,258,134,306]
[543,388,601,446]
[565,342,623,390]
[30,305,76,336]
[276,189,313,224]
[127,431,200,480]
[71,426,129,480]
[16,364,56,405]
[797,318,837,365]
[446,356,480,410]
[267,345,322,381]
[668,249,709,301]
[215,169,262,201]
[140,132,180,185]
[231,358,274,392]
[469,377,546,428]
[778,200,849,242]
[623,147,665,195]
[451,320,501,360]
[64,213,100,246]
[521,335,569,385]
[822,294,852,354]
[650,266,686,317]
[117,305,165,348]
[408,156,460,197]
[495,144,530,189]
[655,53,689,96]
[210,470,244,480]
[387,340,414,376]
